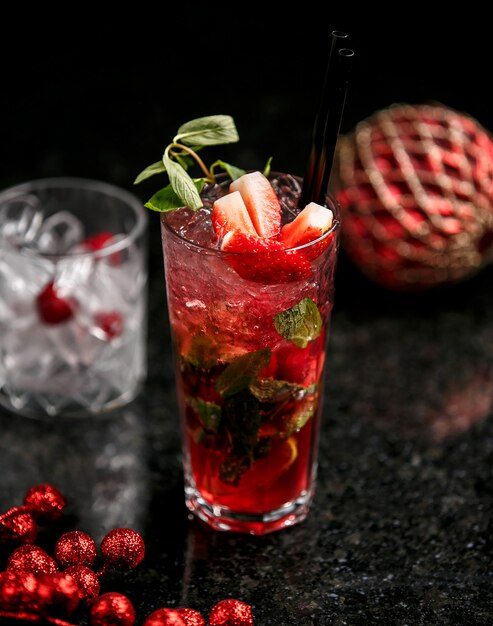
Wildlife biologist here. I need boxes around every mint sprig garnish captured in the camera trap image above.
[134,114,245,212]
[274,297,322,348]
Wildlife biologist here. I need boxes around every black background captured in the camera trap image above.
[1,7,491,192]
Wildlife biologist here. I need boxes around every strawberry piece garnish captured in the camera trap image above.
[279,201,334,261]
[212,190,257,237]
[229,171,282,237]
[93,311,124,339]
[36,281,77,325]
[222,231,311,284]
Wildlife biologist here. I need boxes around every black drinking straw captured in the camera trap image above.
[299,32,354,208]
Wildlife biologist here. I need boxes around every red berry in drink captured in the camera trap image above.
[93,311,123,339]
[36,281,77,325]
[221,231,311,283]
[81,231,121,265]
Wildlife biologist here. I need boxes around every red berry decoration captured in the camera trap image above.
[91,591,136,626]
[23,483,67,523]
[143,608,187,626]
[209,599,254,626]
[333,102,493,290]
[54,530,97,568]
[7,544,59,575]
[36,281,77,324]
[64,564,100,604]
[177,608,206,626]
[0,507,37,546]
[35,571,80,616]
[99,528,145,572]
[0,570,39,611]
[143,607,205,626]
[64,565,101,604]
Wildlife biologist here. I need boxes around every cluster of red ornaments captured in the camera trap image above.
[0,484,254,626]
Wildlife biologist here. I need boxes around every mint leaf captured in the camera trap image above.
[263,156,273,178]
[249,378,304,403]
[210,159,246,181]
[145,179,205,213]
[219,390,264,484]
[163,153,203,210]
[134,160,167,184]
[191,398,222,432]
[283,393,316,435]
[274,297,322,348]
[175,115,240,147]
[185,331,220,368]
[215,348,272,398]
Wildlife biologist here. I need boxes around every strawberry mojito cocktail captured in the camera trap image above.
[136,116,340,534]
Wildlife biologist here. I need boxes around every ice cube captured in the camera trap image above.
[0,194,44,245]
[31,210,85,254]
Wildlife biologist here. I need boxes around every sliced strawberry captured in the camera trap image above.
[279,202,334,260]
[274,334,325,386]
[229,171,281,238]
[221,231,311,284]
[36,281,77,325]
[211,190,257,237]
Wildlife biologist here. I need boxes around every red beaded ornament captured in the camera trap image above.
[23,484,67,523]
[55,530,98,569]
[143,607,205,626]
[0,507,38,546]
[333,102,493,290]
[7,544,59,575]
[99,527,145,572]
[0,484,66,548]
[64,565,101,604]
[35,571,80,616]
[90,591,136,626]
[208,599,254,626]
[1,486,255,626]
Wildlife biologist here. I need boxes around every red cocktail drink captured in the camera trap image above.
[160,172,340,534]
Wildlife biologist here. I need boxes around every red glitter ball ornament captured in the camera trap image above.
[36,571,81,616]
[333,102,493,290]
[209,599,254,626]
[7,544,59,575]
[100,527,145,571]
[0,570,39,611]
[65,565,101,604]
[0,506,38,546]
[54,530,97,568]
[23,484,67,523]
[91,591,136,626]
[176,608,205,626]
[143,607,205,626]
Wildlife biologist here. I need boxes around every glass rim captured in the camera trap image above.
[0,176,148,260]
[160,180,341,256]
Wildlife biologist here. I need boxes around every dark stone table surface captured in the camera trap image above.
[1,230,492,625]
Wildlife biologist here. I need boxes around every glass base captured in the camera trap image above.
[0,380,144,420]
[184,483,314,535]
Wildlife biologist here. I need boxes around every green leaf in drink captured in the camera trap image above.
[215,348,272,398]
[274,297,322,348]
